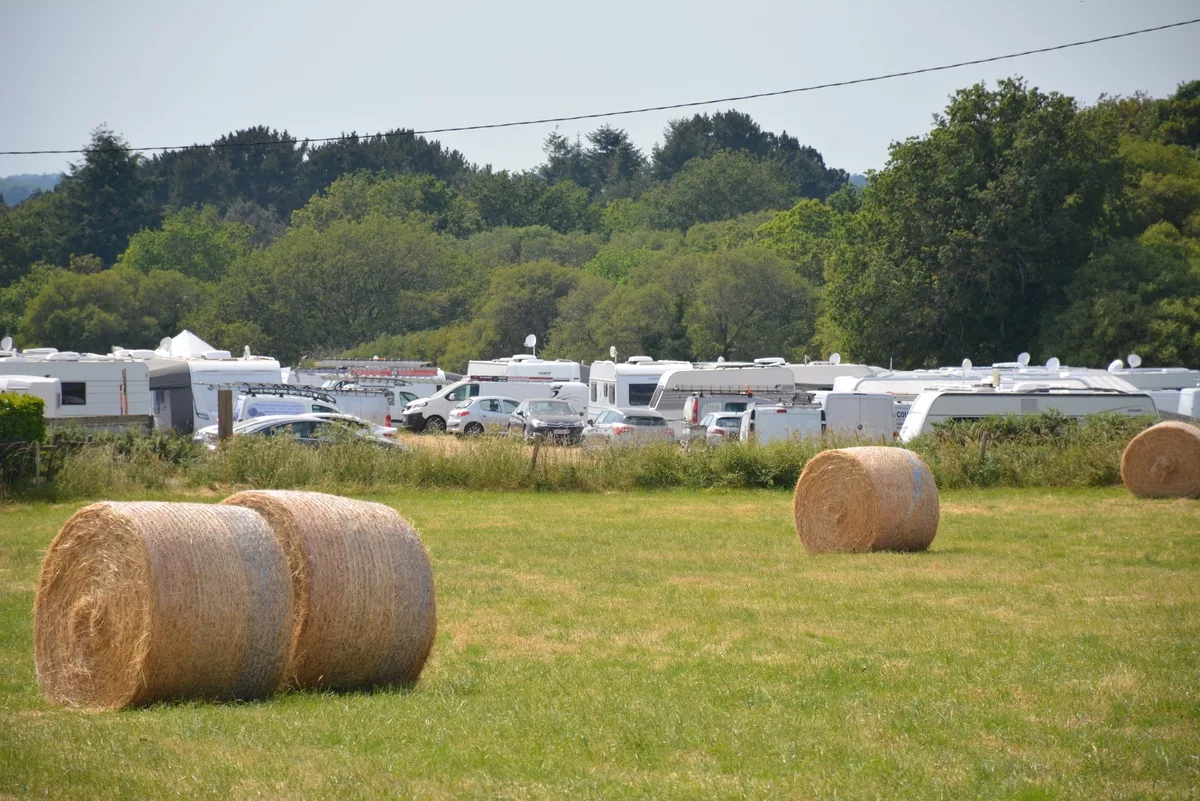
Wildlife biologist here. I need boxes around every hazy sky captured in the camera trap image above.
[1,0,1198,179]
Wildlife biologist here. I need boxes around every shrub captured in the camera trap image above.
[0,392,46,444]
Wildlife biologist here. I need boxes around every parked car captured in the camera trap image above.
[703,413,743,445]
[582,408,675,445]
[194,413,401,450]
[507,398,586,443]
[447,395,521,436]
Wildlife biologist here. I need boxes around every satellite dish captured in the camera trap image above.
[1127,353,1142,368]
[717,356,726,363]
[829,352,842,366]
[1108,359,1124,373]
[0,336,12,351]
[244,345,252,359]
[609,345,618,360]
[524,334,537,348]
[1017,352,1030,367]
[961,358,973,372]
[159,337,172,352]
[1046,357,1061,371]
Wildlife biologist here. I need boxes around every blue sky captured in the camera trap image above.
[1,0,1197,178]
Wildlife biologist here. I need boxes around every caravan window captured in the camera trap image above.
[627,383,657,406]
[61,382,86,406]
[590,382,597,402]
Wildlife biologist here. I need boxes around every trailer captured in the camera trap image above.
[587,357,692,420]
[0,351,151,430]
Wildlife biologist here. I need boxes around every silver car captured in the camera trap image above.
[194,413,401,450]
[447,395,520,436]
[582,408,675,445]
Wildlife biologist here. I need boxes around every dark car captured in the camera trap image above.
[507,398,585,444]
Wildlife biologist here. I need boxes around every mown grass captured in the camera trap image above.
[1,488,1198,799]
[18,412,1155,501]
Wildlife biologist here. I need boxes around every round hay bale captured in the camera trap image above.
[34,502,292,710]
[221,491,436,690]
[793,447,939,554]
[1120,421,1200,499]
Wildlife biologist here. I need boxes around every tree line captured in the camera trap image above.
[1,78,1197,369]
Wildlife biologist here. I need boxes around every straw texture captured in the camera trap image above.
[222,491,436,690]
[33,502,292,710]
[1120,421,1200,499]
[793,447,940,554]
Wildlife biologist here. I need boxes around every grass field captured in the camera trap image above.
[1,488,1198,799]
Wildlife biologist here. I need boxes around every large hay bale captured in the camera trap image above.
[1120,421,1200,499]
[221,491,436,690]
[793,447,939,554]
[34,502,292,710]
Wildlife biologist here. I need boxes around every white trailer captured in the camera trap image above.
[0,351,151,430]
[468,354,589,383]
[1179,387,1200,419]
[0,375,61,414]
[587,357,692,420]
[899,388,1157,442]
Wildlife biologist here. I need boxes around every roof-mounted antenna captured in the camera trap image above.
[1017,352,1030,367]
[1,336,13,352]
[830,352,842,366]
[1127,353,1142,368]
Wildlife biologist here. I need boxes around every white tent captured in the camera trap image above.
[158,330,216,358]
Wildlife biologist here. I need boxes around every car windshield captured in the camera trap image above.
[528,400,576,415]
[625,416,665,426]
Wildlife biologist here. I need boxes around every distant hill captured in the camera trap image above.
[0,173,62,205]
[848,173,868,188]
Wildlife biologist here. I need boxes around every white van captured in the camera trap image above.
[739,405,823,443]
[232,388,342,422]
[820,393,897,440]
[899,389,1157,442]
[1180,387,1200,418]
[400,377,588,432]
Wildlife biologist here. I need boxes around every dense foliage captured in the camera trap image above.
[0,78,1197,368]
[0,392,45,444]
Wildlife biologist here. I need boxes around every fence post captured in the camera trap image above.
[34,440,41,484]
[978,432,990,462]
[218,389,234,443]
[529,439,541,472]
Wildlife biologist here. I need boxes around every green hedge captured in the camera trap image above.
[0,392,47,444]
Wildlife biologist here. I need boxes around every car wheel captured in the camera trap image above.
[423,416,446,433]
[463,422,484,437]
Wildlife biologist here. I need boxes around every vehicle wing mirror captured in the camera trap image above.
[587,419,594,425]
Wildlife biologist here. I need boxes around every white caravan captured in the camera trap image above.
[752,355,881,391]
[649,365,798,433]
[1178,388,1200,418]
[399,376,588,433]
[468,354,589,383]
[587,357,692,420]
[121,330,282,434]
[1104,355,1200,391]
[0,349,151,429]
[899,388,1157,442]
[0,376,61,415]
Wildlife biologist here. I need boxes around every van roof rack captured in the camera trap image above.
[206,382,390,400]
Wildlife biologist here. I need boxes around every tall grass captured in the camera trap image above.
[21,411,1156,501]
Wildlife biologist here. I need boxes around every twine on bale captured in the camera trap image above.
[33,502,292,710]
[221,491,437,691]
[793,447,940,554]
[1120,420,1200,499]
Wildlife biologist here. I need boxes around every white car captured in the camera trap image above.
[194,413,401,450]
[447,396,521,436]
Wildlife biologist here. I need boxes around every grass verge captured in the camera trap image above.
[1,488,1198,799]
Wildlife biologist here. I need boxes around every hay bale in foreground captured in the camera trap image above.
[34,502,292,710]
[221,491,436,690]
[793,447,940,554]
[1120,421,1200,499]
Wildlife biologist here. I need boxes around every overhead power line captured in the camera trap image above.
[2,17,1197,157]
